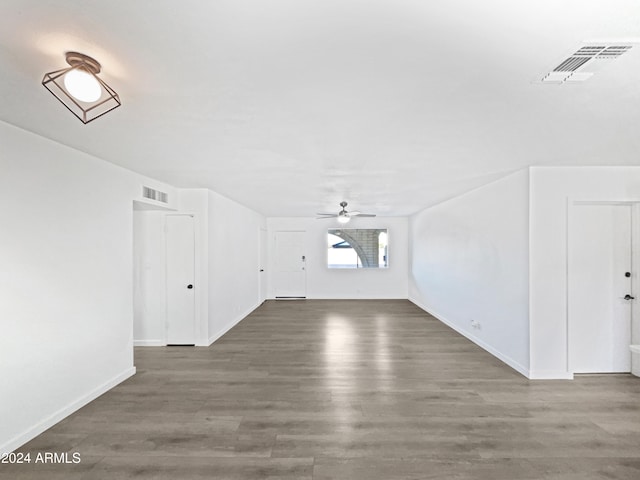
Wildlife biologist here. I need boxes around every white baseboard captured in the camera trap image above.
[277,296,407,300]
[528,370,573,380]
[134,339,164,347]
[409,297,531,379]
[1,367,136,454]
[208,302,261,346]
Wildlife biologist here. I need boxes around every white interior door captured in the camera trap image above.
[568,204,632,373]
[259,228,267,303]
[274,231,306,298]
[166,214,196,345]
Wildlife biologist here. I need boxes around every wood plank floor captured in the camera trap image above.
[3,300,640,479]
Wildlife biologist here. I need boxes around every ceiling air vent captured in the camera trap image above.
[540,44,633,84]
[142,186,168,204]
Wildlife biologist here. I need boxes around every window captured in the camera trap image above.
[327,229,388,269]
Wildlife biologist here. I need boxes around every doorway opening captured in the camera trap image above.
[132,202,196,360]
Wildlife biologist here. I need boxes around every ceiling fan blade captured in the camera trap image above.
[316,203,375,219]
[316,216,338,219]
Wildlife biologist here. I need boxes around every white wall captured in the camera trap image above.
[409,169,530,377]
[0,120,177,453]
[529,166,640,379]
[266,216,409,299]
[208,190,265,343]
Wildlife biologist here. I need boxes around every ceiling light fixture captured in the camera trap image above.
[337,212,351,224]
[316,201,376,222]
[42,52,121,124]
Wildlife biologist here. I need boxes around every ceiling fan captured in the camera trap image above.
[316,201,376,224]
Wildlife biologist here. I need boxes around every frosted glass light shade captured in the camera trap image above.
[63,68,102,102]
[337,215,350,224]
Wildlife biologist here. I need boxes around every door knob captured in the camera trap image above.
[624,294,634,300]
[187,284,193,289]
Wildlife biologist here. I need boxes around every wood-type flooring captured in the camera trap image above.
[2,300,640,479]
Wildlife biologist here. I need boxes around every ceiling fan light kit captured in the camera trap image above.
[317,201,376,223]
[42,52,121,124]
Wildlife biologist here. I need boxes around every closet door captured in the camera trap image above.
[165,214,195,345]
[568,204,632,373]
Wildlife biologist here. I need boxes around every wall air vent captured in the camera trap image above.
[540,44,633,84]
[142,186,168,204]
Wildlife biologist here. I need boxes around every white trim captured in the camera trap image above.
[409,297,531,379]
[565,196,571,374]
[132,198,176,212]
[208,302,262,346]
[267,296,406,300]
[133,339,164,346]
[633,204,640,348]
[0,367,136,454]
[304,295,406,300]
[571,199,640,205]
[528,370,574,380]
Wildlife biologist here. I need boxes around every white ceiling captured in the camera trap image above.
[2,0,640,216]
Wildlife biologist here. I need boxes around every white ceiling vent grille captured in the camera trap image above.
[142,186,168,204]
[541,44,633,84]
